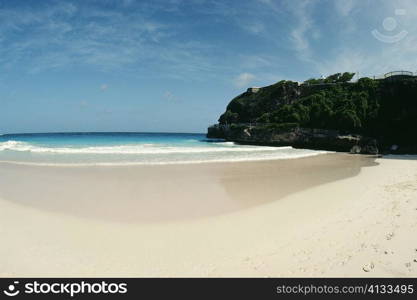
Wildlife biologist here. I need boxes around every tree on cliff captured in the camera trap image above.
[215,73,417,147]
[324,72,355,83]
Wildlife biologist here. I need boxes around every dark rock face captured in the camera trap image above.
[207,124,379,154]
[209,75,417,154]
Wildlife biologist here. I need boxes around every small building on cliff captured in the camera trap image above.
[247,87,261,93]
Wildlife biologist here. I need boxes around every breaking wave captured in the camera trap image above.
[0,140,291,154]
[0,138,329,166]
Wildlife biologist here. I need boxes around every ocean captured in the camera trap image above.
[0,132,327,165]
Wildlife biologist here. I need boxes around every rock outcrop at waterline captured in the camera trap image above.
[207,72,417,154]
[207,124,379,154]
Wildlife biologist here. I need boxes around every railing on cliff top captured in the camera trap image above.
[383,70,414,78]
[304,71,416,85]
[209,123,260,128]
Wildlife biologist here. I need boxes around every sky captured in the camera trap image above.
[1,0,417,133]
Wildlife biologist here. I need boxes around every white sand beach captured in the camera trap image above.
[0,154,416,277]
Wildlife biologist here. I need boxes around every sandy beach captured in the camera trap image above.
[0,153,416,277]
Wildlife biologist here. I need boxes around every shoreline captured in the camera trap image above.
[0,150,329,167]
[0,154,416,277]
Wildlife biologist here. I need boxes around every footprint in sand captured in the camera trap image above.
[371,244,379,253]
[405,262,412,272]
[362,262,375,272]
[386,232,395,240]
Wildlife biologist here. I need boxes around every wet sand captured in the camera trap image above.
[0,153,416,277]
[0,154,375,222]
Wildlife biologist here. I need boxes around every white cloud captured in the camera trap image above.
[288,1,316,63]
[315,0,417,79]
[2,0,417,85]
[239,55,271,69]
[241,22,265,35]
[334,0,355,16]
[0,1,223,79]
[257,0,272,4]
[100,84,108,91]
[234,72,256,88]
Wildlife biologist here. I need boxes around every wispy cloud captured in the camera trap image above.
[288,0,317,64]
[234,72,256,88]
[240,22,265,35]
[316,0,417,78]
[1,0,417,85]
[0,1,227,79]
[334,0,356,16]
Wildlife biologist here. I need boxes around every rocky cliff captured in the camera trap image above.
[207,124,379,154]
[208,73,417,154]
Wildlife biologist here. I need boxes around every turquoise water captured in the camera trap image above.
[0,132,327,165]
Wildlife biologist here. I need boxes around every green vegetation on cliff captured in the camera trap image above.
[217,73,417,147]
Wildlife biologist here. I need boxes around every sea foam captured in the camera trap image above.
[0,140,292,154]
[0,134,328,165]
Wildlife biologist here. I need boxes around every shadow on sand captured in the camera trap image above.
[0,154,378,223]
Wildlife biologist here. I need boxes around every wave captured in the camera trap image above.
[0,140,329,166]
[0,151,328,167]
[0,140,290,155]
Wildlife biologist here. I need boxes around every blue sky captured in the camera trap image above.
[1,0,417,133]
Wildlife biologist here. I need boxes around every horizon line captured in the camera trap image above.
[1,131,206,136]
